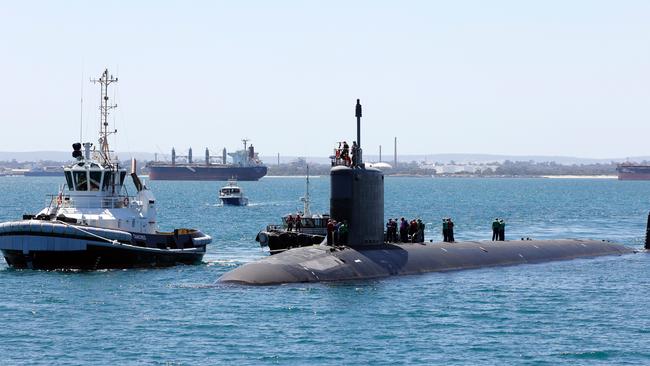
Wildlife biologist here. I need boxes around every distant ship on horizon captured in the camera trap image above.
[24,166,65,177]
[147,139,267,181]
[616,162,650,180]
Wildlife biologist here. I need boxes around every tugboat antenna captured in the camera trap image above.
[91,68,118,165]
[80,70,84,143]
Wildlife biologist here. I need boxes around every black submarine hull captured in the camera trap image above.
[218,239,634,285]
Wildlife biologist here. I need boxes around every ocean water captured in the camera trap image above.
[1,176,650,365]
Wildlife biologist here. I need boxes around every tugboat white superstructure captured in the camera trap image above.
[0,69,211,270]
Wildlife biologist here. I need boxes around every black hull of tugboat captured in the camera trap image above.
[0,220,211,270]
[2,244,204,270]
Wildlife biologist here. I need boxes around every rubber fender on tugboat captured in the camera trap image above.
[257,232,269,246]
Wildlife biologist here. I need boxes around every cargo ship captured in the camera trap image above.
[147,140,267,181]
[616,162,650,180]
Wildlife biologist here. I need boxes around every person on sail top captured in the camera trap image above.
[342,141,350,166]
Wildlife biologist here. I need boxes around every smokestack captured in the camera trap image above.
[205,148,210,165]
[188,147,193,164]
[379,145,382,162]
[130,158,143,192]
[171,147,176,165]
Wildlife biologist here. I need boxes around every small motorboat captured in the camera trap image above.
[219,179,249,206]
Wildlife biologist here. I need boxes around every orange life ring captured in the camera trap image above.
[123,197,129,206]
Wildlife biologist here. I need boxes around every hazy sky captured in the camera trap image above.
[1,1,648,158]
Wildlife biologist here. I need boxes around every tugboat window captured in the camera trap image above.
[73,171,88,191]
[89,171,102,191]
[64,171,74,190]
[102,171,113,191]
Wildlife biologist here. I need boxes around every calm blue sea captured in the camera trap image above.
[1,176,650,365]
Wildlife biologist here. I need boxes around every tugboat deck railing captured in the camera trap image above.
[46,194,138,209]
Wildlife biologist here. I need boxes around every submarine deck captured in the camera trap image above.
[218,239,635,285]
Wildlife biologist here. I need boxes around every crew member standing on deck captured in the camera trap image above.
[409,219,418,242]
[492,218,500,241]
[448,218,455,242]
[386,219,394,242]
[400,218,408,242]
[287,215,294,232]
[498,219,506,241]
[327,219,334,245]
[295,214,302,232]
[334,220,342,244]
[351,141,358,166]
[442,218,449,242]
[339,221,349,245]
[392,219,399,242]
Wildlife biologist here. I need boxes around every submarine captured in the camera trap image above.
[219,99,636,285]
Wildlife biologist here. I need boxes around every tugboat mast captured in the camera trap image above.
[91,69,118,165]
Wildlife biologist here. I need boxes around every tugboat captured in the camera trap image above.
[256,168,329,254]
[219,179,249,206]
[0,69,211,270]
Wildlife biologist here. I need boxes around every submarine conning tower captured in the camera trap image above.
[330,99,385,246]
